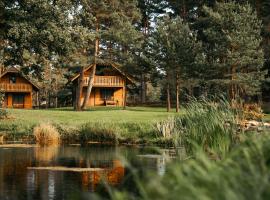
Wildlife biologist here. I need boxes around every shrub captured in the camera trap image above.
[79,123,119,144]
[33,123,60,146]
[166,97,240,155]
[0,90,7,119]
[0,109,7,119]
[155,117,176,138]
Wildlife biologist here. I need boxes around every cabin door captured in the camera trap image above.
[12,94,25,108]
[100,89,114,101]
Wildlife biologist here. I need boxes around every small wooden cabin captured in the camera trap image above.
[70,63,133,107]
[0,67,39,109]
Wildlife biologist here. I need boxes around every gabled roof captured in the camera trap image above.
[0,66,40,91]
[70,62,135,84]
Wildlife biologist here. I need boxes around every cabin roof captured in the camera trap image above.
[70,62,135,84]
[0,67,40,91]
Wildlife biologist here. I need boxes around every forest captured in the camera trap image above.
[0,0,269,112]
[1,1,270,200]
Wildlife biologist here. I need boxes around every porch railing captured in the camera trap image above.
[83,76,124,87]
[0,83,32,92]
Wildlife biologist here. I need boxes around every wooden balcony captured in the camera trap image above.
[83,76,124,87]
[0,83,32,92]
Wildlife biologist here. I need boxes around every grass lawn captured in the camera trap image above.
[264,114,270,122]
[0,107,178,142]
[4,106,176,126]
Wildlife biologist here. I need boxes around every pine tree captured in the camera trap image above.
[201,2,265,105]
[75,0,141,110]
[153,16,203,112]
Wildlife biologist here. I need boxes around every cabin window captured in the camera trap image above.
[9,76,17,84]
[100,89,114,100]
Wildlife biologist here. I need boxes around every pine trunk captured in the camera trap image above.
[230,65,237,106]
[75,67,84,111]
[81,20,99,110]
[167,74,171,112]
[176,74,180,113]
[141,74,147,104]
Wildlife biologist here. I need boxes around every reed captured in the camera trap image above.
[111,134,270,200]
[33,123,60,146]
[171,97,240,155]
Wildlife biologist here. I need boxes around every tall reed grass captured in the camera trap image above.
[33,123,60,146]
[111,134,270,200]
[159,97,241,155]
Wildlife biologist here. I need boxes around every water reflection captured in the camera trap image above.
[0,145,175,200]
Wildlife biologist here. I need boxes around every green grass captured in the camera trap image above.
[264,114,270,122]
[5,106,175,126]
[0,107,178,142]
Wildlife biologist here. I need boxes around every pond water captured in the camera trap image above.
[0,145,179,200]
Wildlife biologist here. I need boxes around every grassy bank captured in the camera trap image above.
[0,107,177,144]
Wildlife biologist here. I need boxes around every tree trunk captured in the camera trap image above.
[167,74,171,112]
[176,74,180,113]
[141,74,147,104]
[81,19,99,110]
[230,65,237,106]
[75,67,84,111]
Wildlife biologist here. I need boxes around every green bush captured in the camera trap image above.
[79,123,119,144]
[0,90,7,119]
[0,109,7,119]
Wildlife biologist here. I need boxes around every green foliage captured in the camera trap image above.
[1,0,85,66]
[79,123,119,144]
[0,89,7,119]
[174,97,240,155]
[201,1,265,97]
[111,134,270,200]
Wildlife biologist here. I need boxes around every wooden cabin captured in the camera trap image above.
[71,63,133,107]
[0,67,39,109]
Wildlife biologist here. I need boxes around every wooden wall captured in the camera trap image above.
[80,87,125,107]
[3,93,32,108]
[0,73,31,85]
[0,73,34,109]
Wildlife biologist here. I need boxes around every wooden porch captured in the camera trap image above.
[0,83,32,92]
[83,76,125,87]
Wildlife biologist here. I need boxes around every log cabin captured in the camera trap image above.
[70,63,134,107]
[0,67,39,109]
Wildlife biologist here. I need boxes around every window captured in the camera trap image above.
[9,76,16,84]
[100,89,114,100]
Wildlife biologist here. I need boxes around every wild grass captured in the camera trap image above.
[169,98,241,156]
[111,134,270,200]
[33,123,60,146]
[79,123,119,144]
[0,107,175,144]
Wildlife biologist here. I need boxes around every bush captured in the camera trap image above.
[79,123,119,144]
[0,90,7,119]
[33,123,60,146]
[0,109,7,119]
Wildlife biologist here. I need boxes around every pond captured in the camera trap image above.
[0,145,181,200]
